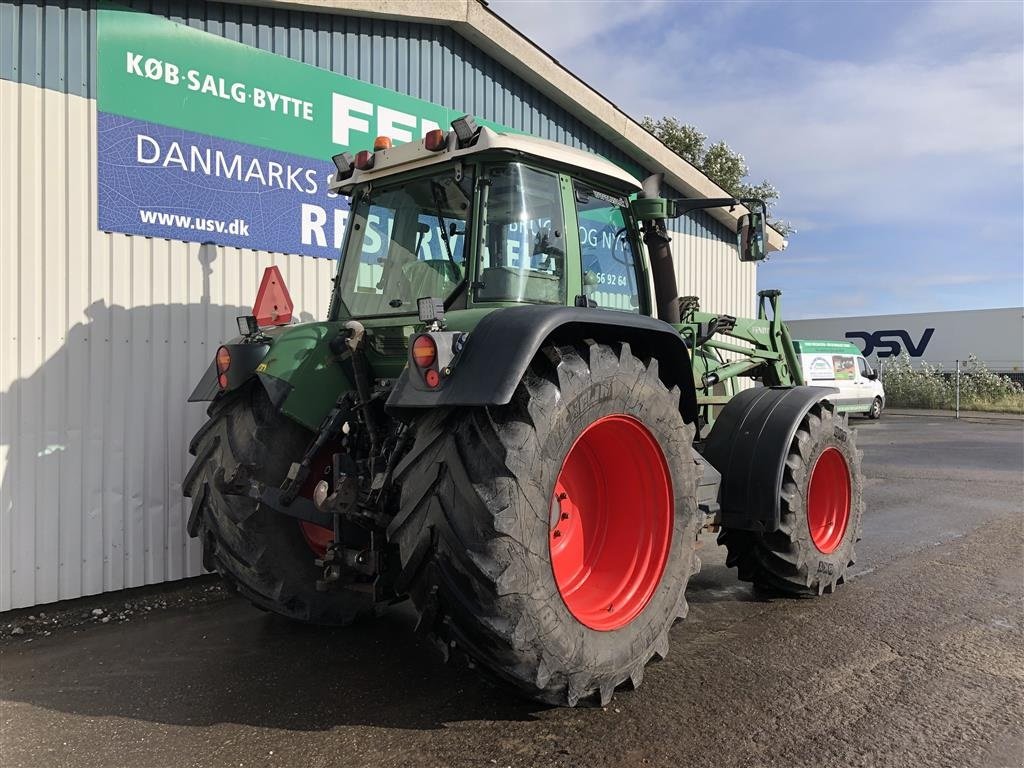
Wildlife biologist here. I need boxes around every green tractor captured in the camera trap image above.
[184,117,864,706]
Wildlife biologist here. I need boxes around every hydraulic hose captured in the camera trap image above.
[343,320,381,460]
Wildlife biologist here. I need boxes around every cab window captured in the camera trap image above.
[857,357,872,378]
[475,164,566,305]
[574,184,640,313]
[339,170,472,317]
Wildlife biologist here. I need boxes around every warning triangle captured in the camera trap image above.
[253,266,294,327]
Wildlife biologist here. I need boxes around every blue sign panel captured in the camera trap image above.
[97,113,348,258]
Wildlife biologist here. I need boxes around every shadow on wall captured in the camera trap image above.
[0,246,316,609]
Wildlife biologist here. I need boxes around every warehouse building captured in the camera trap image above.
[0,0,784,610]
[787,308,1024,374]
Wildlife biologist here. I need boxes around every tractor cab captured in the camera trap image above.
[328,117,650,324]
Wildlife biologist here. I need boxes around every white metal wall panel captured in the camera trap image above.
[673,230,757,375]
[673,230,756,321]
[0,79,335,610]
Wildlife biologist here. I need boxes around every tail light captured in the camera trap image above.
[373,135,393,151]
[216,346,231,389]
[412,335,437,368]
[354,150,374,171]
[424,129,447,151]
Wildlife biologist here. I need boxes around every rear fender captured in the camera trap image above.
[188,341,271,402]
[188,321,355,430]
[386,305,698,424]
[700,385,838,533]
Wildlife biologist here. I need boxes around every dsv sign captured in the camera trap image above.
[845,329,935,358]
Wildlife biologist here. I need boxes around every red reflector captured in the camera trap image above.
[216,345,231,374]
[424,129,447,151]
[412,335,437,368]
[425,369,440,388]
[217,373,229,389]
[373,135,393,151]
[252,266,293,327]
[354,150,374,170]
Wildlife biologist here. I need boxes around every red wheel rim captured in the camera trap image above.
[298,452,334,558]
[806,447,852,554]
[549,415,673,631]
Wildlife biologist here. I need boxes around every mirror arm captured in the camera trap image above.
[672,197,739,216]
[736,197,769,217]
[670,197,768,218]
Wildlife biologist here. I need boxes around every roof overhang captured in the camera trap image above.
[239,0,787,252]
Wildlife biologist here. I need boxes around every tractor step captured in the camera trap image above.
[695,454,721,521]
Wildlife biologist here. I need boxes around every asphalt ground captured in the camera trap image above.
[1,415,1022,768]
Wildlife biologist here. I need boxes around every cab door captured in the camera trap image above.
[569,182,647,314]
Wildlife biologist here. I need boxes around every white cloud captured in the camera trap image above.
[487,1,1024,231]
[488,0,663,53]
[662,48,1024,224]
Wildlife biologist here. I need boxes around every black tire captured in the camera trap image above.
[183,384,371,624]
[718,400,864,596]
[868,396,882,419]
[389,342,701,706]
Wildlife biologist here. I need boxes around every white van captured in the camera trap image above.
[792,339,885,419]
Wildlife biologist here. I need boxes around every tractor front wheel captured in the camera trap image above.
[718,400,864,595]
[389,342,701,706]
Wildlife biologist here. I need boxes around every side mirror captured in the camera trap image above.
[866,368,878,380]
[737,211,767,262]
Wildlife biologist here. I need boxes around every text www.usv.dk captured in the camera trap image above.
[139,209,250,235]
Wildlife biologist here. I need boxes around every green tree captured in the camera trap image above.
[640,116,794,236]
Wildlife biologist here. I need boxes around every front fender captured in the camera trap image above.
[700,385,839,533]
[386,305,698,423]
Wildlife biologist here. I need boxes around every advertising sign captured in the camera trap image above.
[97,6,504,258]
[832,355,855,380]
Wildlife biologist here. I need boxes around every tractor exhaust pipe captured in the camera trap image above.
[639,174,681,325]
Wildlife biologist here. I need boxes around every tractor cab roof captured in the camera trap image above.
[328,125,642,196]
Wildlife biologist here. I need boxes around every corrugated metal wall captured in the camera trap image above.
[0,79,337,609]
[0,0,755,610]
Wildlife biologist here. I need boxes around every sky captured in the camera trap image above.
[488,0,1024,319]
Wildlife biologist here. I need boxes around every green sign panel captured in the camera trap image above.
[98,6,504,160]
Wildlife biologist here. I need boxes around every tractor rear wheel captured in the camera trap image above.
[718,400,863,595]
[389,342,701,706]
[183,384,371,624]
